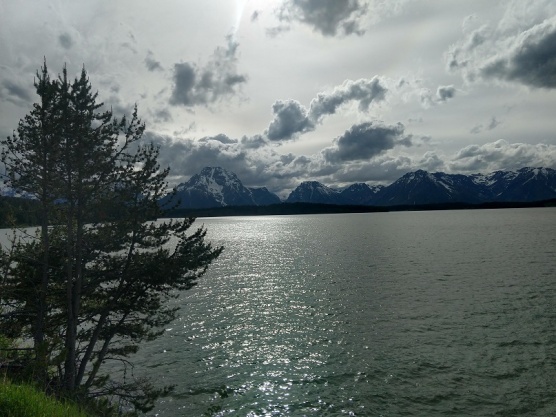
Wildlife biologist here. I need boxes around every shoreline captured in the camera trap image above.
[162,198,556,218]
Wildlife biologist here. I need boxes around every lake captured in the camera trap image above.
[137,208,556,416]
[7,208,556,416]
[136,208,556,416]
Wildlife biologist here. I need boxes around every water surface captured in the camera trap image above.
[85,209,556,415]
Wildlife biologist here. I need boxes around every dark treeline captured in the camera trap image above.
[163,198,556,218]
[4,198,555,228]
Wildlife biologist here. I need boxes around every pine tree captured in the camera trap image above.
[1,61,62,383]
[0,63,222,413]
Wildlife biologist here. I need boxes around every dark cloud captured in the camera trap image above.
[323,122,410,163]
[59,33,73,49]
[266,100,313,141]
[169,37,248,107]
[265,77,387,141]
[436,85,456,102]
[269,0,413,37]
[308,77,387,122]
[169,63,196,105]
[145,51,163,72]
[480,20,556,88]
[251,10,261,21]
[277,0,367,36]
[448,16,556,89]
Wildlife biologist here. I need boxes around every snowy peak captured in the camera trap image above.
[166,167,280,209]
[177,167,242,193]
[199,167,243,190]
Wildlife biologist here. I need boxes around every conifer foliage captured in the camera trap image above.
[0,62,222,413]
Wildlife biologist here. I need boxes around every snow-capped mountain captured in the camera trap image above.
[274,167,556,206]
[160,167,281,209]
[373,167,556,206]
[285,181,343,205]
[372,170,488,206]
[485,167,556,202]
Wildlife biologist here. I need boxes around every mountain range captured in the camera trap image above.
[161,166,556,209]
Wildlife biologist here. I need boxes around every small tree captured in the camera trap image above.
[0,62,222,413]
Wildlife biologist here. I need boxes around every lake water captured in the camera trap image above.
[127,208,556,416]
[6,209,555,416]
[137,208,556,416]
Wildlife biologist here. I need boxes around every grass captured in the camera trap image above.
[0,378,89,417]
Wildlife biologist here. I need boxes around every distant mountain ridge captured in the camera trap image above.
[158,166,556,209]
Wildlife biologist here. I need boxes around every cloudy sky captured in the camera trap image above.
[1,0,556,196]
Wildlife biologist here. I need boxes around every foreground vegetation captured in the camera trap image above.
[0,379,89,417]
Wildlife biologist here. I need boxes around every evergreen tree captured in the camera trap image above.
[1,62,62,384]
[0,63,222,413]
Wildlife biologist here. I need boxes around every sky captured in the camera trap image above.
[1,0,556,196]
